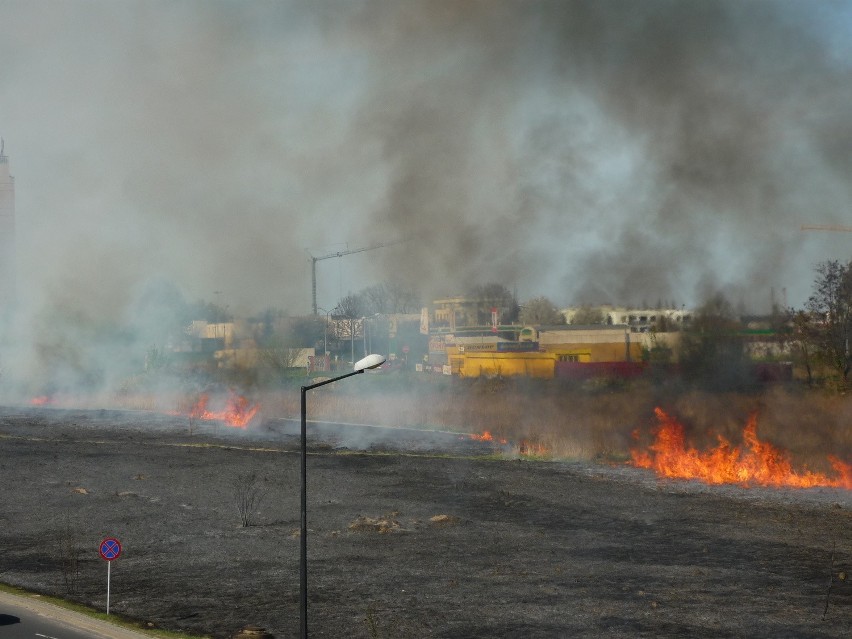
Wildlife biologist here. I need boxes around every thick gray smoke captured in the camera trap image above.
[0,1,851,393]
[351,0,852,307]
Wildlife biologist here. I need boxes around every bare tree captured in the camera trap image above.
[467,283,520,324]
[571,305,605,325]
[335,293,366,362]
[258,336,305,379]
[804,259,852,383]
[234,473,266,527]
[360,281,421,315]
[790,310,815,385]
[519,296,566,325]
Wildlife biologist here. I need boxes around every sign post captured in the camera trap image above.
[99,538,122,614]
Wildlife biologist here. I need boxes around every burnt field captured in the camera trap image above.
[0,406,850,639]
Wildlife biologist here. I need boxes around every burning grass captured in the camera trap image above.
[28,374,852,489]
[632,407,852,489]
[172,391,260,429]
[255,379,852,488]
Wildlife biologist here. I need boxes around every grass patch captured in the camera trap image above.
[255,382,852,468]
[0,582,211,638]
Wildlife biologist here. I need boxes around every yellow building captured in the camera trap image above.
[457,352,558,379]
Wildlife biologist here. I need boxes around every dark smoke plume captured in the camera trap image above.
[0,1,851,394]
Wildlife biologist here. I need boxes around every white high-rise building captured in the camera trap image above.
[0,138,16,314]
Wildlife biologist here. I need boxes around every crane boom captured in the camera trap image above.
[309,239,409,315]
[801,224,852,233]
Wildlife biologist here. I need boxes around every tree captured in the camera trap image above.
[186,298,231,324]
[467,283,520,325]
[288,315,326,348]
[359,281,421,315]
[790,310,815,385]
[334,293,366,363]
[519,296,565,325]
[642,331,674,383]
[234,473,266,528]
[254,314,323,382]
[803,259,852,382]
[256,335,306,381]
[571,305,605,325]
[679,292,748,389]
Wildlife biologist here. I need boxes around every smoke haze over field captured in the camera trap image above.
[1,0,852,328]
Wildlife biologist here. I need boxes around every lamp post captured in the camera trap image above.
[299,353,386,639]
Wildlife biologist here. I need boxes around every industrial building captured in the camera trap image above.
[420,295,665,379]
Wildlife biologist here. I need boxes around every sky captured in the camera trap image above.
[2,0,852,328]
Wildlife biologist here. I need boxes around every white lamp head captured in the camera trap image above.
[354,353,386,372]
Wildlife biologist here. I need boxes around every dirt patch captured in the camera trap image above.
[0,406,850,638]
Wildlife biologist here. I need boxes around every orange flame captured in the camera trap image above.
[518,440,551,458]
[30,396,52,406]
[186,393,259,429]
[468,431,509,445]
[632,408,852,489]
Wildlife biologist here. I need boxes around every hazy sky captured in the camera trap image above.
[2,0,852,321]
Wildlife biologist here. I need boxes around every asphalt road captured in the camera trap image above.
[0,591,152,639]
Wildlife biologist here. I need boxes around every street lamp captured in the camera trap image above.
[299,353,386,639]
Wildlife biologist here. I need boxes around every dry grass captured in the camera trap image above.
[100,375,852,470]
[252,379,852,469]
[348,512,402,534]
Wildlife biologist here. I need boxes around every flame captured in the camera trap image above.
[30,396,52,406]
[518,440,551,458]
[466,431,550,457]
[469,431,508,445]
[632,408,852,489]
[185,393,259,428]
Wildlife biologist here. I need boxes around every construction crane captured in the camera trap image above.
[801,224,852,233]
[308,239,409,315]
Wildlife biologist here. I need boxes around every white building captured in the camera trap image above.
[561,304,692,332]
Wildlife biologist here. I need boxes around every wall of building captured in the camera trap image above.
[560,305,692,329]
[457,352,557,379]
[544,342,641,362]
[535,326,643,362]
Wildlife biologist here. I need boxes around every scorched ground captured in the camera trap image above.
[0,407,850,638]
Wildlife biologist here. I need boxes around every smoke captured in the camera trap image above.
[1,1,851,392]
[346,0,852,307]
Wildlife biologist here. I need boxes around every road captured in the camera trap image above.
[0,591,153,639]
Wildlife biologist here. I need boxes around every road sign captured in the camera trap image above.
[99,538,121,561]
[98,538,121,615]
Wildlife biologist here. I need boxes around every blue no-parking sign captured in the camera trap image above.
[99,537,121,615]
[99,538,121,561]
